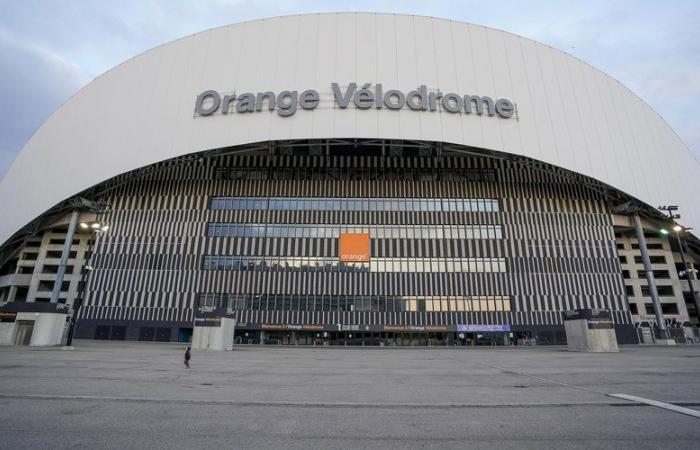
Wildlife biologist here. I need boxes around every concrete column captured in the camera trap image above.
[192,317,235,351]
[632,214,669,340]
[49,211,79,304]
[29,313,67,346]
[8,285,17,302]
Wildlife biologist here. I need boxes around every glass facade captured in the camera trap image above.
[210,196,500,213]
[202,255,507,273]
[78,148,633,346]
[206,223,504,239]
[213,166,497,182]
[197,293,512,312]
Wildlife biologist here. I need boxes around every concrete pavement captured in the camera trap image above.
[0,341,698,449]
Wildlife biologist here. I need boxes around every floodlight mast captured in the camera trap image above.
[658,206,700,329]
[65,221,108,348]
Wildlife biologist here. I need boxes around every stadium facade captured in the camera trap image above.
[1,13,699,346]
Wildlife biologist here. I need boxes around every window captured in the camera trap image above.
[48,239,79,245]
[37,280,69,292]
[193,294,512,313]
[46,250,77,259]
[213,166,497,182]
[636,270,670,279]
[42,265,74,274]
[209,196,501,213]
[201,256,507,273]
[625,285,634,296]
[634,255,666,264]
[14,287,29,301]
[641,285,674,297]
[628,303,638,314]
[22,252,38,261]
[632,243,663,250]
[644,303,680,315]
[661,303,679,314]
[205,223,505,240]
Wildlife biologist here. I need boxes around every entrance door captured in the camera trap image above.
[110,326,127,340]
[139,327,155,341]
[95,326,110,340]
[155,327,171,342]
[13,321,34,346]
[178,328,193,343]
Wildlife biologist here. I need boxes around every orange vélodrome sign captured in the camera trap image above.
[339,232,370,262]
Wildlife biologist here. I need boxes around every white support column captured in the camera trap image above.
[49,210,79,304]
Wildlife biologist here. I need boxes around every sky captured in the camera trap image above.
[1,0,699,178]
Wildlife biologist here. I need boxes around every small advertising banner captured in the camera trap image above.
[339,232,370,262]
[457,324,511,332]
[563,308,613,329]
[261,324,325,331]
[0,311,17,323]
[194,316,222,327]
[193,307,234,327]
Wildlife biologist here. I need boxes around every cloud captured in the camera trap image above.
[0,27,92,177]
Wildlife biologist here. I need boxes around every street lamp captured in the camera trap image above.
[657,206,700,329]
[65,221,108,348]
[671,226,699,325]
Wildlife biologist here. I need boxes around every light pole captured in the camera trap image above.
[64,221,108,348]
[658,205,700,331]
[65,265,93,347]
[660,224,700,329]
[673,226,699,328]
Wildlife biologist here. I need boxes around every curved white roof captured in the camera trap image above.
[1,12,699,245]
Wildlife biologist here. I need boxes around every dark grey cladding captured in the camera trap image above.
[77,149,631,336]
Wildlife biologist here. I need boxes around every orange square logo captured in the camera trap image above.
[339,232,370,262]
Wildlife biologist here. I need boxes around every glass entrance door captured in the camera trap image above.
[13,321,34,346]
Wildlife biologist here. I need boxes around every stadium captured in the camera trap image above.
[0,13,699,346]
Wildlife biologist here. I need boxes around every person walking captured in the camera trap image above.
[184,346,191,369]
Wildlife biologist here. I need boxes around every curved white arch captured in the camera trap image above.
[1,12,699,246]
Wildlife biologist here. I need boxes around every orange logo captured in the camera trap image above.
[339,232,370,262]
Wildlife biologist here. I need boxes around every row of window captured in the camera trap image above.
[616,243,664,250]
[202,256,508,273]
[625,285,676,297]
[213,166,498,182]
[210,197,501,213]
[619,255,667,265]
[37,280,70,292]
[644,285,675,296]
[206,223,504,240]
[629,303,679,315]
[22,250,79,261]
[197,293,512,312]
[622,270,671,280]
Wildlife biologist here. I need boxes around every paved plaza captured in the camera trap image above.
[0,342,699,449]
